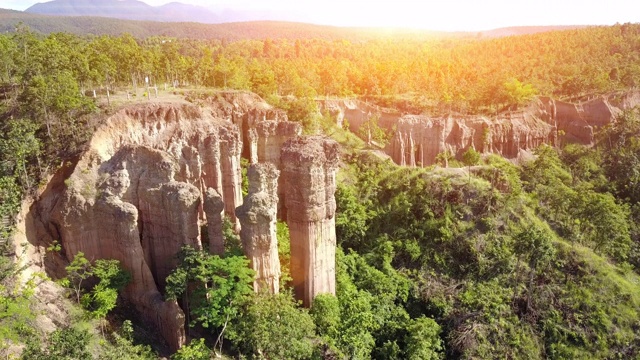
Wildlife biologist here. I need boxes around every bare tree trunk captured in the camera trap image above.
[214,313,230,358]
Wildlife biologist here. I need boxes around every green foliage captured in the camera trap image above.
[462,147,481,167]
[404,317,444,360]
[2,23,640,360]
[513,226,555,273]
[0,119,40,190]
[170,338,210,360]
[435,150,454,168]
[22,327,92,360]
[502,78,537,106]
[98,320,157,360]
[310,294,340,345]
[92,259,131,291]
[276,221,292,287]
[358,114,392,147]
[335,183,373,250]
[335,150,640,359]
[521,144,632,261]
[165,246,254,355]
[61,255,130,328]
[272,95,321,133]
[228,292,316,359]
[240,158,249,197]
[222,217,242,256]
[85,284,118,320]
[599,108,640,203]
[0,273,39,344]
[62,252,92,304]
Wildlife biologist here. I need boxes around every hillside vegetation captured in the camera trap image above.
[1,24,640,359]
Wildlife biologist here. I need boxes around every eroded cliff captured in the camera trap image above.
[22,92,305,351]
[320,91,640,166]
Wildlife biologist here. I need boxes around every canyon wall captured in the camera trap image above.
[281,136,340,307]
[23,92,306,351]
[320,92,640,166]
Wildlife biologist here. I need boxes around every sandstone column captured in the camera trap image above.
[236,163,280,294]
[281,136,339,307]
[220,130,243,232]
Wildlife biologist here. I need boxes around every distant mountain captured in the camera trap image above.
[25,0,219,23]
[0,8,589,42]
[0,9,459,40]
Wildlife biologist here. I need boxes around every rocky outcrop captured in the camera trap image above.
[27,94,286,351]
[388,109,554,167]
[322,92,640,167]
[236,163,280,294]
[250,121,302,165]
[203,91,301,165]
[281,136,340,307]
[50,146,190,351]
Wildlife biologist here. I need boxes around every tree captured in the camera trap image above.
[84,259,131,334]
[62,252,92,304]
[92,259,131,291]
[404,317,444,360]
[513,226,555,312]
[358,114,392,147]
[599,109,640,203]
[165,246,254,357]
[0,118,40,190]
[228,292,316,359]
[435,150,454,168]
[502,78,537,107]
[310,294,341,346]
[462,147,481,182]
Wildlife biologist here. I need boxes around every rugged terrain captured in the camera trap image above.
[8,88,640,355]
[320,91,640,166]
[14,92,340,350]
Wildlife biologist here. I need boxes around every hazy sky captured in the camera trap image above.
[1,0,639,31]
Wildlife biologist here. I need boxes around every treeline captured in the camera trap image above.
[3,23,640,224]
[1,23,640,115]
[0,10,456,42]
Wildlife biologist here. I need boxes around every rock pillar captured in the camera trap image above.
[281,136,339,307]
[236,163,280,294]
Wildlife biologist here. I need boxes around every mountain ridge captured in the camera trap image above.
[0,8,590,41]
[25,0,220,23]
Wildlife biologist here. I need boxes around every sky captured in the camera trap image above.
[1,0,639,31]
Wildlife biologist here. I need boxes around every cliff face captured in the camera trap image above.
[236,163,281,293]
[281,136,340,307]
[23,92,305,351]
[49,145,191,351]
[321,92,640,166]
[388,109,554,166]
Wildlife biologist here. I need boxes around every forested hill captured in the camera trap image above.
[0,9,454,40]
[0,8,586,41]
